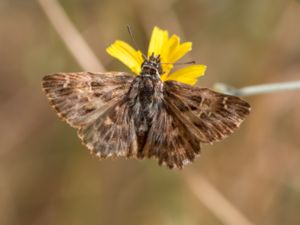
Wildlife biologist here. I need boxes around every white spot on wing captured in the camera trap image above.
[182,159,191,166]
[222,97,228,110]
[104,116,113,125]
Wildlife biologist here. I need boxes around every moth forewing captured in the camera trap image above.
[42,72,134,127]
[164,80,250,144]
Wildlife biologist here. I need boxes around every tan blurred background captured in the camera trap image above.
[1,0,300,225]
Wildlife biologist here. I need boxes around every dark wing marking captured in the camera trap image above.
[42,72,134,127]
[164,80,251,144]
[141,101,201,169]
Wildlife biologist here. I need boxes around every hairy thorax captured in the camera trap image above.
[127,74,163,152]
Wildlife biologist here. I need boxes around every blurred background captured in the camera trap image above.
[1,0,300,225]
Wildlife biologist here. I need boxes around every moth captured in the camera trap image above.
[42,54,250,169]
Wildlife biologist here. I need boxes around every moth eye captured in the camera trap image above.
[150,68,157,74]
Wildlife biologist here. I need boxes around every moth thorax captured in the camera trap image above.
[141,53,162,77]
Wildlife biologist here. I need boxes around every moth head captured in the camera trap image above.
[141,53,163,77]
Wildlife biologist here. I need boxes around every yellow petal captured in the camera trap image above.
[160,35,179,75]
[168,42,192,63]
[106,40,144,75]
[160,34,192,76]
[162,65,207,85]
[160,35,179,61]
[148,26,168,57]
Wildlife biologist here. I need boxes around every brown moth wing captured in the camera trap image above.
[142,101,201,169]
[42,72,134,127]
[164,80,251,144]
[77,99,138,158]
[42,72,138,158]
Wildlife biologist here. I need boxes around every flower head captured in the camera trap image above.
[106,26,206,85]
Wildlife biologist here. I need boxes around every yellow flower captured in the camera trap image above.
[106,26,207,85]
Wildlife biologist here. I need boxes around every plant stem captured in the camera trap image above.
[214,80,300,96]
[37,0,104,71]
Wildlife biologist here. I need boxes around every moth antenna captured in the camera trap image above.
[126,25,148,60]
[161,60,196,65]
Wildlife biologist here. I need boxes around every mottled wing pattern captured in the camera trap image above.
[141,101,201,169]
[77,99,138,158]
[42,72,137,158]
[42,72,133,127]
[143,80,250,169]
[164,80,251,144]
[42,73,250,169]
